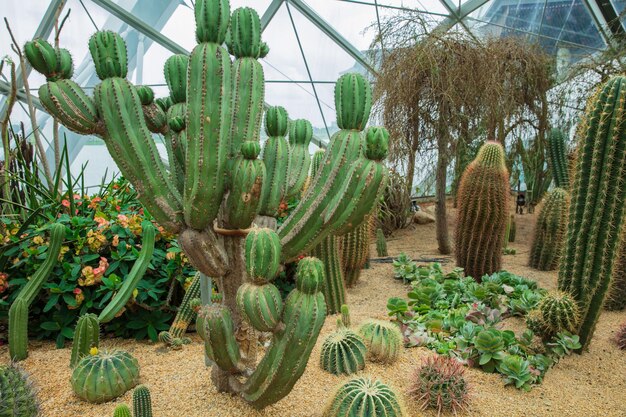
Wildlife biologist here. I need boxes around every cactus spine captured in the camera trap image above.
[538,291,580,337]
[455,142,509,280]
[133,385,153,417]
[0,364,39,417]
[558,76,626,350]
[98,223,155,323]
[341,221,370,288]
[70,313,100,368]
[71,350,139,403]
[324,377,404,417]
[286,119,313,199]
[9,223,64,360]
[341,304,351,328]
[548,128,570,188]
[376,228,388,257]
[529,188,569,271]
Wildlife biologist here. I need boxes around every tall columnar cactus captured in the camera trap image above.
[70,313,100,368]
[455,142,509,280]
[324,377,404,417]
[376,228,388,257]
[0,364,39,417]
[341,221,370,287]
[529,188,570,271]
[71,350,140,403]
[9,222,64,360]
[286,118,312,199]
[558,76,626,350]
[133,385,153,417]
[547,128,570,188]
[26,0,387,407]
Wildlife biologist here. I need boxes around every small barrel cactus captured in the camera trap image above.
[529,188,569,271]
[71,350,140,403]
[409,355,469,415]
[324,377,404,417]
[320,328,367,375]
[113,404,132,417]
[358,320,402,364]
[537,291,580,338]
[133,384,153,417]
[0,363,39,417]
[375,228,388,257]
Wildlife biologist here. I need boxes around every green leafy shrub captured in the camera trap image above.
[0,181,195,345]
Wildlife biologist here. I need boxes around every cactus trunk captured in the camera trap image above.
[529,188,569,271]
[341,220,370,288]
[558,76,626,350]
[311,235,346,314]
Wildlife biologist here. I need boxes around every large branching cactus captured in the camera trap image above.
[529,188,569,271]
[25,0,388,408]
[455,141,509,280]
[558,76,626,351]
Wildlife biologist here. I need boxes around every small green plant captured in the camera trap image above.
[392,253,417,282]
[0,363,39,417]
[71,350,139,403]
[498,354,533,391]
[113,404,132,417]
[474,329,506,373]
[324,377,404,417]
[358,319,402,364]
[409,355,469,415]
[375,228,388,257]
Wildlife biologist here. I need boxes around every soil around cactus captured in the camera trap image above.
[1,201,625,417]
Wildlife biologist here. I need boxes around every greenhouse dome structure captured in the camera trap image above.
[1,1,626,416]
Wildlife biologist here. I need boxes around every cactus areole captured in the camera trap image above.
[25,0,388,408]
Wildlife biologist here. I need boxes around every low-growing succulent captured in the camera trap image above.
[409,355,469,415]
[616,322,626,350]
[320,328,367,375]
[359,319,403,364]
[71,350,139,403]
[474,329,506,373]
[498,354,533,391]
[323,377,404,417]
[0,363,39,417]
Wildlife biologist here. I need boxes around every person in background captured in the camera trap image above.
[516,192,526,215]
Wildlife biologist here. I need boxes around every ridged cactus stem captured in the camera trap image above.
[455,141,509,280]
[259,106,289,217]
[311,235,346,314]
[376,228,388,257]
[548,128,570,188]
[9,223,64,360]
[70,313,100,368]
[133,385,153,417]
[286,119,313,199]
[341,220,370,288]
[529,188,569,271]
[558,76,626,350]
[167,272,201,339]
[606,235,626,310]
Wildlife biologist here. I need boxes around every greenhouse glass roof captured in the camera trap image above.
[0,0,620,187]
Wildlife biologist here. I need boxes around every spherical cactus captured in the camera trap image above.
[71,350,139,403]
[295,257,325,295]
[0,363,39,417]
[335,73,372,131]
[236,282,283,332]
[88,31,128,79]
[324,377,404,417]
[537,291,580,337]
[133,384,153,417]
[358,320,402,364]
[409,355,470,415]
[158,331,173,345]
[245,228,281,284]
[320,328,367,375]
[113,404,132,417]
[529,188,569,271]
[455,141,509,280]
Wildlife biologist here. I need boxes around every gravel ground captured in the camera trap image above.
[1,203,625,417]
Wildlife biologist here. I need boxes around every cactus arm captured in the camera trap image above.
[177,228,229,278]
[310,236,346,314]
[286,119,313,199]
[183,41,232,229]
[242,258,327,409]
[225,142,266,229]
[199,304,242,372]
[8,298,28,361]
[259,106,290,217]
[70,314,100,368]
[98,223,155,323]
[37,80,101,135]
